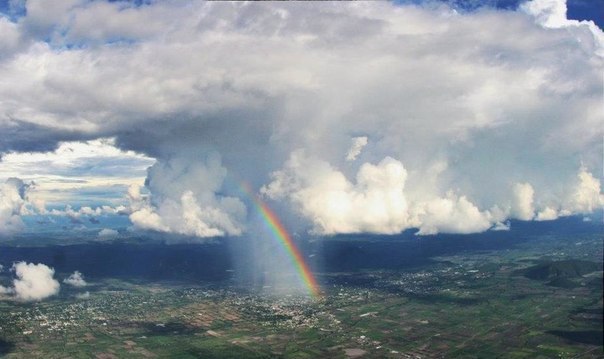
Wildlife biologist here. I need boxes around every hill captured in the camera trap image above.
[522,260,602,281]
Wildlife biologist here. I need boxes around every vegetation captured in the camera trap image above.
[0,233,601,358]
[521,260,602,280]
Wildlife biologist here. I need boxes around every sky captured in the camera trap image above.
[400,0,603,28]
[0,0,602,240]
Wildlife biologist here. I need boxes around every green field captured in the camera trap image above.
[0,233,602,358]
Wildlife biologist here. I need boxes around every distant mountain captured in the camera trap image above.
[521,260,602,281]
[546,277,581,289]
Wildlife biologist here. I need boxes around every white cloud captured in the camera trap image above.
[511,183,535,221]
[264,151,411,235]
[11,262,60,301]
[0,178,29,234]
[521,0,569,28]
[413,192,493,235]
[97,228,118,239]
[127,184,143,203]
[264,151,500,235]
[564,167,603,214]
[492,221,511,231]
[0,138,154,208]
[48,204,127,220]
[536,206,559,221]
[129,206,169,233]
[0,17,22,57]
[63,270,87,287]
[0,1,601,237]
[521,0,603,56]
[75,291,90,299]
[129,155,246,238]
[346,136,368,161]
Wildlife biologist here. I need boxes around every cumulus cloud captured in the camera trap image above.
[413,193,494,235]
[511,183,535,221]
[263,151,502,235]
[0,138,154,209]
[49,204,127,219]
[63,271,87,287]
[0,16,22,58]
[97,228,118,239]
[263,151,411,235]
[10,262,60,301]
[521,0,570,28]
[0,0,601,237]
[536,206,559,221]
[0,178,29,234]
[75,291,90,299]
[129,205,168,233]
[521,0,604,56]
[492,221,511,231]
[129,155,246,237]
[346,136,368,161]
[563,167,603,214]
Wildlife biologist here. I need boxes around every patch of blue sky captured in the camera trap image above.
[40,158,151,178]
[40,185,132,208]
[0,0,25,20]
[107,0,154,8]
[0,0,148,50]
[392,0,602,27]
[393,0,514,11]
[52,35,141,52]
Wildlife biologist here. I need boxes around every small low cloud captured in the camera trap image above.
[50,204,128,219]
[536,207,559,221]
[98,228,118,239]
[346,136,368,161]
[491,221,511,231]
[63,271,87,287]
[11,262,60,301]
[75,291,90,299]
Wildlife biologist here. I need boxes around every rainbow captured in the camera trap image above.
[240,182,321,298]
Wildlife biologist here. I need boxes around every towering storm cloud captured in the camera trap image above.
[0,0,601,237]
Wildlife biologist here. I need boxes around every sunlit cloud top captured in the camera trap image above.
[0,0,601,238]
